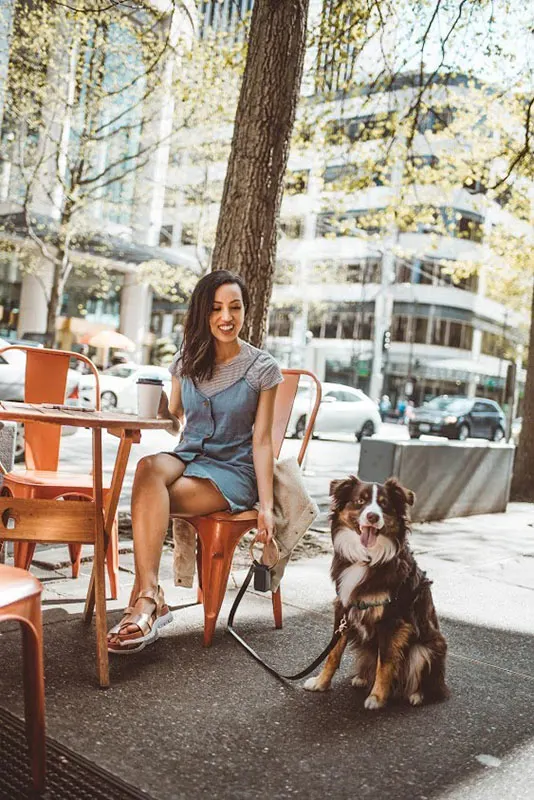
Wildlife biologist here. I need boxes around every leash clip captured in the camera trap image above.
[336,615,348,635]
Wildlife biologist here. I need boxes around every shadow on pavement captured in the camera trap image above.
[0,600,533,800]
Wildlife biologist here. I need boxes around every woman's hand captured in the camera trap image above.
[158,391,182,436]
[255,507,274,544]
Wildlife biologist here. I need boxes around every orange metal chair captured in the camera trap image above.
[172,369,322,647]
[0,346,119,598]
[0,563,46,793]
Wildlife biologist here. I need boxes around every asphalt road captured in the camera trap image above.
[58,422,409,511]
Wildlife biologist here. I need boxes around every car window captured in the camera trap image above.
[473,401,496,412]
[0,355,7,365]
[103,365,136,378]
[426,397,471,413]
[136,367,168,380]
[341,391,362,402]
[323,391,340,401]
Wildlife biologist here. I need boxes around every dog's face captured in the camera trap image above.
[330,476,415,563]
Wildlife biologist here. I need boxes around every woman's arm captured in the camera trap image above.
[252,385,278,543]
[158,376,185,436]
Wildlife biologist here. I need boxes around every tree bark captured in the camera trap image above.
[510,277,534,501]
[211,0,310,347]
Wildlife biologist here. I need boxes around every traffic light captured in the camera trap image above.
[382,330,391,351]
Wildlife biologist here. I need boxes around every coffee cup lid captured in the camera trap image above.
[137,377,164,385]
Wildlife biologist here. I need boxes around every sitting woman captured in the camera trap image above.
[107,270,283,653]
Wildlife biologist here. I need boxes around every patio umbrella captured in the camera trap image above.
[88,330,136,352]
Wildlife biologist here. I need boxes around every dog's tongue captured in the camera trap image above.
[360,525,378,548]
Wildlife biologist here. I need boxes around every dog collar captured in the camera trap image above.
[349,597,392,611]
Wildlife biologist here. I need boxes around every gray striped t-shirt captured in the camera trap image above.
[168,339,283,397]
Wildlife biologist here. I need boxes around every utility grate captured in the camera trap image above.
[0,706,153,800]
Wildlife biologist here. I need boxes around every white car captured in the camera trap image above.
[80,363,172,413]
[287,381,381,441]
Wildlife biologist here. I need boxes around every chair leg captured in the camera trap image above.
[14,542,36,571]
[68,544,82,578]
[196,541,203,605]
[272,588,283,629]
[21,601,46,794]
[105,516,119,600]
[195,520,250,647]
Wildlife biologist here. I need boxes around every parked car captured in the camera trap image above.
[287,381,381,441]
[80,364,172,413]
[0,337,81,462]
[408,395,506,441]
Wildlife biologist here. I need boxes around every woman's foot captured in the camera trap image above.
[107,586,173,654]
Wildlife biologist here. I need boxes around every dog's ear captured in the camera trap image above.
[330,475,360,511]
[384,478,415,508]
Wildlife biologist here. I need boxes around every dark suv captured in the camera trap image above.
[409,396,505,441]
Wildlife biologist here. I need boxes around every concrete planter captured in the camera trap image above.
[358,437,515,522]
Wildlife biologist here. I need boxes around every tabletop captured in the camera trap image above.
[0,401,175,431]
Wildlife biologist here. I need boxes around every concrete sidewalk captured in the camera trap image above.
[0,503,533,799]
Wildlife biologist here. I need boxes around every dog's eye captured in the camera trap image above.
[357,497,366,506]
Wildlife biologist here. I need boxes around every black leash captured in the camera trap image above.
[227,563,348,684]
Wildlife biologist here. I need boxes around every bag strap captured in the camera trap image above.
[227,564,348,684]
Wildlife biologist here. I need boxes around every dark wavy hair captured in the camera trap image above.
[180,270,250,382]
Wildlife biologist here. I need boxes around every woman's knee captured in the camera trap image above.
[134,454,181,486]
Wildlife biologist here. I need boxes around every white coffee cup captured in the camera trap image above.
[136,377,163,418]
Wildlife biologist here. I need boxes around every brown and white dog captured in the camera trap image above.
[304,476,449,710]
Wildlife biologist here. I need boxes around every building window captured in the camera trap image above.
[323,162,389,191]
[432,318,447,346]
[268,308,293,337]
[279,217,303,239]
[417,106,455,133]
[316,210,383,237]
[413,317,428,344]
[284,170,309,195]
[392,315,409,342]
[180,223,198,245]
[346,112,397,142]
[159,225,173,247]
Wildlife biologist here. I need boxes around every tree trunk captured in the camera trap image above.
[45,255,63,345]
[511,277,534,501]
[211,0,310,347]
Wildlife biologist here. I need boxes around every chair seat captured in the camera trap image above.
[171,509,258,523]
[5,470,112,491]
[0,564,42,607]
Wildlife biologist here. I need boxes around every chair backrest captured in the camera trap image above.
[274,370,322,465]
[0,346,101,471]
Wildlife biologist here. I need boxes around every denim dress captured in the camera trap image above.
[171,354,262,513]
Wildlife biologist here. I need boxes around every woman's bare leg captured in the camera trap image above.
[109,454,229,642]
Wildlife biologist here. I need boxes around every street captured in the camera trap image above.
[58,421,409,511]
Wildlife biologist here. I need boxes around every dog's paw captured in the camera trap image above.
[364,694,385,710]
[408,692,424,706]
[351,676,367,688]
[304,676,329,692]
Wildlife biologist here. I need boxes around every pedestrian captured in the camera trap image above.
[107,270,283,653]
[379,394,391,421]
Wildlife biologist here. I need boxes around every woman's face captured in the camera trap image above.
[209,282,245,344]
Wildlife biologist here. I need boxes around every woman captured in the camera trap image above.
[108,270,283,653]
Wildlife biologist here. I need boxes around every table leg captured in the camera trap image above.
[83,430,137,623]
[92,427,109,688]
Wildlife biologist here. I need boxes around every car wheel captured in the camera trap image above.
[100,391,118,411]
[409,431,421,439]
[491,426,504,442]
[14,424,25,463]
[457,423,470,441]
[356,420,375,442]
[295,416,306,440]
